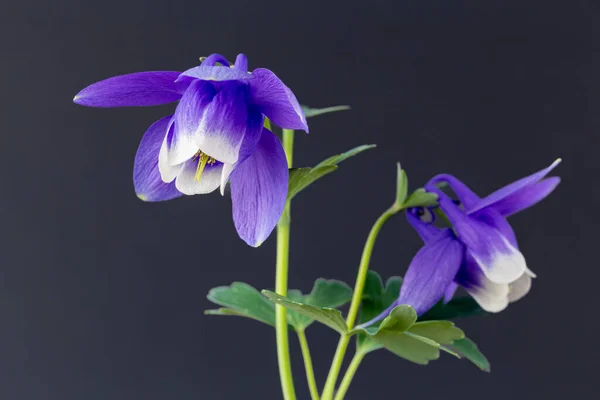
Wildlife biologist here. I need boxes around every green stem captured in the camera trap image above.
[297,329,320,400]
[334,351,366,400]
[282,129,294,167]
[321,205,399,400]
[275,129,296,400]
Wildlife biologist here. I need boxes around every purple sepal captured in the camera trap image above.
[133,116,183,202]
[443,282,459,303]
[230,128,288,247]
[249,68,308,132]
[397,230,464,315]
[74,71,190,107]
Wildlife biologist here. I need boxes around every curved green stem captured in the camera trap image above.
[297,329,320,400]
[321,205,399,399]
[275,129,296,400]
[334,351,366,400]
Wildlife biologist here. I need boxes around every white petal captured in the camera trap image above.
[158,132,183,183]
[219,163,236,196]
[466,277,510,313]
[167,128,200,166]
[508,273,533,303]
[175,160,223,195]
[525,268,537,278]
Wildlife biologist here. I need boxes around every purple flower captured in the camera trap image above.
[358,160,560,328]
[74,53,308,247]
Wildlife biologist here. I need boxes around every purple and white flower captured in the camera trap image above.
[74,53,308,247]
[359,160,560,327]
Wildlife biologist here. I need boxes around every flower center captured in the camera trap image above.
[192,151,216,181]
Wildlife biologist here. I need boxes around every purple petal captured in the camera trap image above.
[234,54,249,72]
[406,209,445,244]
[74,71,191,107]
[486,177,561,218]
[397,231,464,315]
[471,208,518,248]
[178,66,252,82]
[175,159,224,195]
[436,194,527,284]
[467,159,561,214]
[427,174,481,210]
[249,68,308,132]
[133,116,183,202]
[456,255,509,312]
[195,83,263,165]
[201,54,231,67]
[167,80,216,165]
[229,128,288,247]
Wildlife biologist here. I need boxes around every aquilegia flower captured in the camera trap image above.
[403,159,561,314]
[74,53,308,247]
[358,160,560,328]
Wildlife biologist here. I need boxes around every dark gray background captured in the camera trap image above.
[1,0,598,399]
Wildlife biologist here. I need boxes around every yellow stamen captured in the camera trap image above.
[194,152,216,182]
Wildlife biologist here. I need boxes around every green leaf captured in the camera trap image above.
[287,144,375,199]
[206,279,353,331]
[262,290,348,334]
[355,312,464,364]
[419,297,487,321]
[205,282,276,326]
[373,305,417,334]
[354,272,466,365]
[356,271,402,352]
[395,164,409,206]
[408,321,465,344]
[402,188,438,209]
[314,144,376,169]
[301,104,351,118]
[306,279,353,308]
[288,166,338,199]
[285,290,314,329]
[374,331,442,365]
[285,279,353,330]
[445,337,491,372]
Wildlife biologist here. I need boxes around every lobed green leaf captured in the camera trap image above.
[408,320,465,344]
[206,279,353,332]
[262,290,348,334]
[205,282,276,326]
[445,337,491,372]
[354,271,468,366]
